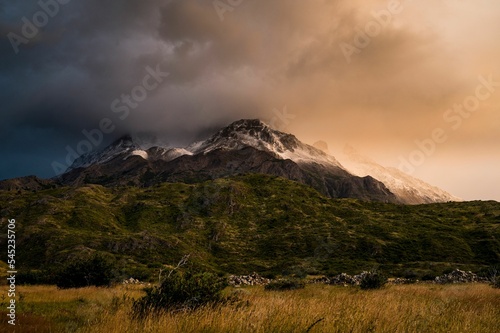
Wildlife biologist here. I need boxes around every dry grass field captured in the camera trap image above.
[1,283,499,333]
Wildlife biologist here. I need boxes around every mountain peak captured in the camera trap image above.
[112,133,170,150]
[110,134,136,148]
[228,118,269,128]
[189,118,298,153]
[67,133,172,171]
[215,119,286,142]
[185,118,344,169]
[61,117,460,204]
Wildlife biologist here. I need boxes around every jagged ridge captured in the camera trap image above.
[58,119,397,203]
[1,119,461,204]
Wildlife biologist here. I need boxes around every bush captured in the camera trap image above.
[402,270,418,280]
[17,270,55,285]
[478,265,500,288]
[360,270,387,290]
[55,254,117,289]
[133,270,228,317]
[421,273,437,281]
[442,268,454,275]
[261,272,276,279]
[492,276,500,289]
[120,266,152,282]
[281,267,307,279]
[264,278,305,291]
[487,265,499,289]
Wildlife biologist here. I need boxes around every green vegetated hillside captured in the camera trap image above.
[1,174,499,279]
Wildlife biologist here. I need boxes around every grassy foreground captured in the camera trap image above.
[1,284,499,332]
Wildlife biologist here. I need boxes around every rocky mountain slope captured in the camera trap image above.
[1,119,462,204]
[58,119,398,203]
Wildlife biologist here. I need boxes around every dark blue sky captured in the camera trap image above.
[0,0,268,179]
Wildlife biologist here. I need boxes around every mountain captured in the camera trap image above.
[58,119,398,203]
[338,145,461,204]
[70,120,346,170]
[67,134,181,171]
[186,119,345,168]
[0,119,460,204]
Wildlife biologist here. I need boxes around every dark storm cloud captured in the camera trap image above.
[1,0,265,178]
[0,0,358,155]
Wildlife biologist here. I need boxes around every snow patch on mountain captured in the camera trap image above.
[65,119,461,205]
[68,135,140,171]
[69,119,347,172]
[187,119,345,169]
[131,150,148,160]
[338,145,461,204]
[148,147,193,161]
[68,133,176,170]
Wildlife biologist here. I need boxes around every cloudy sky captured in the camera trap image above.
[1,0,499,201]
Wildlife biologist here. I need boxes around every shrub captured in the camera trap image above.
[478,265,500,288]
[442,268,454,275]
[360,270,387,290]
[55,253,117,289]
[133,270,228,317]
[120,266,152,282]
[492,276,500,289]
[17,270,54,285]
[421,273,437,281]
[281,267,307,279]
[402,270,418,280]
[264,278,305,291]
[261,272,276,279]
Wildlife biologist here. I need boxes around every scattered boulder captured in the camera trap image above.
[328,272,371,286]
[390,278,415,285]
[434,269,487,284]
[229,269,490,288]
[309,276,331,284]
[228,272,271,287]
[123,277,142,285]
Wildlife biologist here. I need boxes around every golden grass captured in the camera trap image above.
[4,283,500,333]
